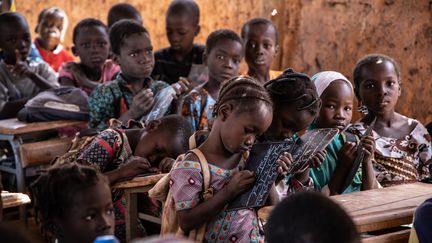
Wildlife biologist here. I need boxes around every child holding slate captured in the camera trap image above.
[169,76,274,242]
[309,71,377,195]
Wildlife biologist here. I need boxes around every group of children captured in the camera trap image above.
[0,0,431,242]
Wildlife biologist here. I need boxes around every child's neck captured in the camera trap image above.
[200,132,242,170]
[248,66,270,84]
[37,38,58,52]
[171,45,194,63]
[81,63,102,81]
[121,73,149,94]
[203,77,221,99]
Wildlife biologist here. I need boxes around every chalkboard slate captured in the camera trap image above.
[227,128,338,211]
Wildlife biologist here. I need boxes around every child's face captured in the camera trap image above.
[73,25,109,70]
[59,180,114,243]
[316,81,353,129]
[357,61,400,115]
[274,104,317,138]
[166,14,198,53]
[0,18,31,63]
[115,32,154,80]
[220,102,273,154]
[134,130,185,166]
[37,13,64,49]
[244,24,278,71]
[205,39,243,84]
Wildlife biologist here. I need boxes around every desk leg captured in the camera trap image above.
[125,190,137,242]
[9,137,27,226]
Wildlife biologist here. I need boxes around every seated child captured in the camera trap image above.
[241,18,281,84]
[34,7,74,72]
[409,197,432,243]
[182,29,243,131]
[309,71,377,195]
[266,192,360,243]
[59,18,119,95]
[31,163,115,243]
[170,76,273,242]
[89,20,189,131]
[107,3,143,28]
[352,54,431,187]
[77,115,193,240]
[0,12,59,119]
[262,69,323,196]
[152,0,205,85]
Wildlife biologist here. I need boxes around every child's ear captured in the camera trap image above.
[398,82,402,96]
[217,103,233,121]
[274,44,280,56]
[194,25,201,36]
[45,220,64,239]
[71,46,78,57]
[112,53,121,66]
[203,51,208,66]
[35,24,40,34]
[146,119,162,131]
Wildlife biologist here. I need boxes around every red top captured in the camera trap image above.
[34,39,75,72]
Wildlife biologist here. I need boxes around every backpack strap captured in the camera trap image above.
[189,148,213,200]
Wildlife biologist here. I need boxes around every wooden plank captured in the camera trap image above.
[112,174,166,189]
[0,118,85,135]
[1,191,31,208]
[362,229,411,243]
[19,137,72,168]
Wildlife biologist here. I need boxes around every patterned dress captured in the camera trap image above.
[170,160,264,243]
[353,118,431,187]
[182,85,216,132]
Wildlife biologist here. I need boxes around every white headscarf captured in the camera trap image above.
[311,71,354,97]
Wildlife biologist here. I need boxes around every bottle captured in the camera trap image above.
[93,235,120,243]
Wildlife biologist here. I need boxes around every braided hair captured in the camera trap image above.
[265,68,320,112]
[212,76,273,117]
[31,163,108,237]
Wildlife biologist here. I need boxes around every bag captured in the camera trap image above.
[150,148,212,242]
[17,87,89,122]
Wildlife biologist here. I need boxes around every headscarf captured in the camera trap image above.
[311,71,353,97]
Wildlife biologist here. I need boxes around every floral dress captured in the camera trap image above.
[353,117,431,187]
[170,160,264,243]
[182,85,216,132]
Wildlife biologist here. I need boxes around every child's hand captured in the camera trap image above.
[120,156,153,179]
[64,62,89,87]
[276,152,293,184]
[225,170,255,198]
[339,142,357,166]
[309,150,327,168]
[7,50,34,77]
[159,157,175,173]
[129,89,155,118]
[360,135,375,162]
[171,77,191,96]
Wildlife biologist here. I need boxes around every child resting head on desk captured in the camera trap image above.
[76,114,193,241]
[31,163,114,243]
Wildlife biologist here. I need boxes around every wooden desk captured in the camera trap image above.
[112,174,165,242]
[1,191,31,208]
[0,118,85,223]
[258,182,432,242]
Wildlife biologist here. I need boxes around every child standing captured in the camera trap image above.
[182,29,243,131]
[152,0,205,85]
[34,7,74,72]
[352,54,431,187]
[170,77,273,242]
[309,71,377,195]
[107,3,143,28]
[0,12,59,119]
[241,18,281,84]
[58,18,119,95]
[31,163,115,243]
[89,20,189,131]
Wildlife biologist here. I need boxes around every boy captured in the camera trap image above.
[182,29,243,131]
[0,12,59,119]
[152,0,204,85]
[89,20,188,131]
[241,18,281,84]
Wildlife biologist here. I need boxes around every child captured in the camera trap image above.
[352,54,431,187]
[266,192,360,243]
[77,115,193,241]
[182,29,243,131]
[89,20,189,131]
[58,18,119,95]
[170,76,273,242]
[107,3,143,28]
[31,163,115,243]
[34,7,74,72]
[0,12,59,119]
[262,69,323,196]
[309,71,377,195]
[241,18,281,84]
[152,0,205,85]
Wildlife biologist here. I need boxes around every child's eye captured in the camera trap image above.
[365,83,375,89]
[264,43,272,49]
[6,37,17,43]
[345,107,352,111]
[244,127,255,134]
[233,58,241,65]
[217,55,225,60]
[326,105,335,109]
[84,214,95,221]
[106,208,114,215]
[145,49,153,55]
[129,52,138,57]
[81,43,90,48]
[248,42,257,49]
[387,80,396,86]
[178,31,187,36]
[98,42,107,47]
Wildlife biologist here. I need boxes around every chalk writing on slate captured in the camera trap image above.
[227,128,338,211]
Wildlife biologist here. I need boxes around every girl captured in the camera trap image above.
[31,163,115,243]
[352,54,431,187]
[309,71,377,195]
[170,76,273,242]
[58,18,119,95]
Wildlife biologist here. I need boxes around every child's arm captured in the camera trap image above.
[0,98,28,119]
[328,142,357,195]
[169,77,191,114]
[360,135,379,190]
[177,170,255,232]
[60,62,99,90]
[118,89,154,123]
[105,156,155,184]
